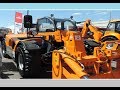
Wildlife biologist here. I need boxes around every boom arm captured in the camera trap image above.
[81,19,103,42]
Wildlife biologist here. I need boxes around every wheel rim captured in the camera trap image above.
[2,49,5,54]
[18,54,24,71]
[2,45,5,54]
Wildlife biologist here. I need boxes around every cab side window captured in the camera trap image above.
[116,23,120,31]
[107,22,115,31]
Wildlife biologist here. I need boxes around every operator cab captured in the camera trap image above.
[107,21,120,33]
[36,15,78,32]
[24,14,78,33]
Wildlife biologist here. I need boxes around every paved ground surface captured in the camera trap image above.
[0,43,51,79]
[0,43,22,79]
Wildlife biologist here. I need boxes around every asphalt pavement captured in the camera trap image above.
[0,43,22,79]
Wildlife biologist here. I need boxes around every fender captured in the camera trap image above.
[14,39,48,63]
[102,31,120,40]
[14,40,42,51]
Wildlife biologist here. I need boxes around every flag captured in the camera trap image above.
[14,12,23,34]
[15,12,22,23]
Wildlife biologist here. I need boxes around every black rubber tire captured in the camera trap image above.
[16,45,50,78]
[1,40,9,58]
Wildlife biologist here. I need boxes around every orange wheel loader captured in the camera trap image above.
[76,19,120,55]
[78,19,120,42]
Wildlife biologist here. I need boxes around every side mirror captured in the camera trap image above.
[24,15,33,28]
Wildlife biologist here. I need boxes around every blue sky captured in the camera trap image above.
[0,3,120,28]
[0,10,120,28]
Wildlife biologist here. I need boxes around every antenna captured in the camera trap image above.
[109,10,112,23]
[110,10,111,20]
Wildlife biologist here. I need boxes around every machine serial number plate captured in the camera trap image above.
[111,60,117,68]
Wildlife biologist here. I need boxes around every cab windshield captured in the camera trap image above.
[37,18,77,32]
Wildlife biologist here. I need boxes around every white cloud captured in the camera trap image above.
[94,11,108,15]
[99,18,105,21]
[72,12,82,16]
[7,25,14,30]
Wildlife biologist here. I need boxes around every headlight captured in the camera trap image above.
[106,43,113,49]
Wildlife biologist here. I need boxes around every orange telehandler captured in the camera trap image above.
[1,13,81,78]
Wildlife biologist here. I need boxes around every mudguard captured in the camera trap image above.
[101,32,120,41]
[16,40,42,50]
